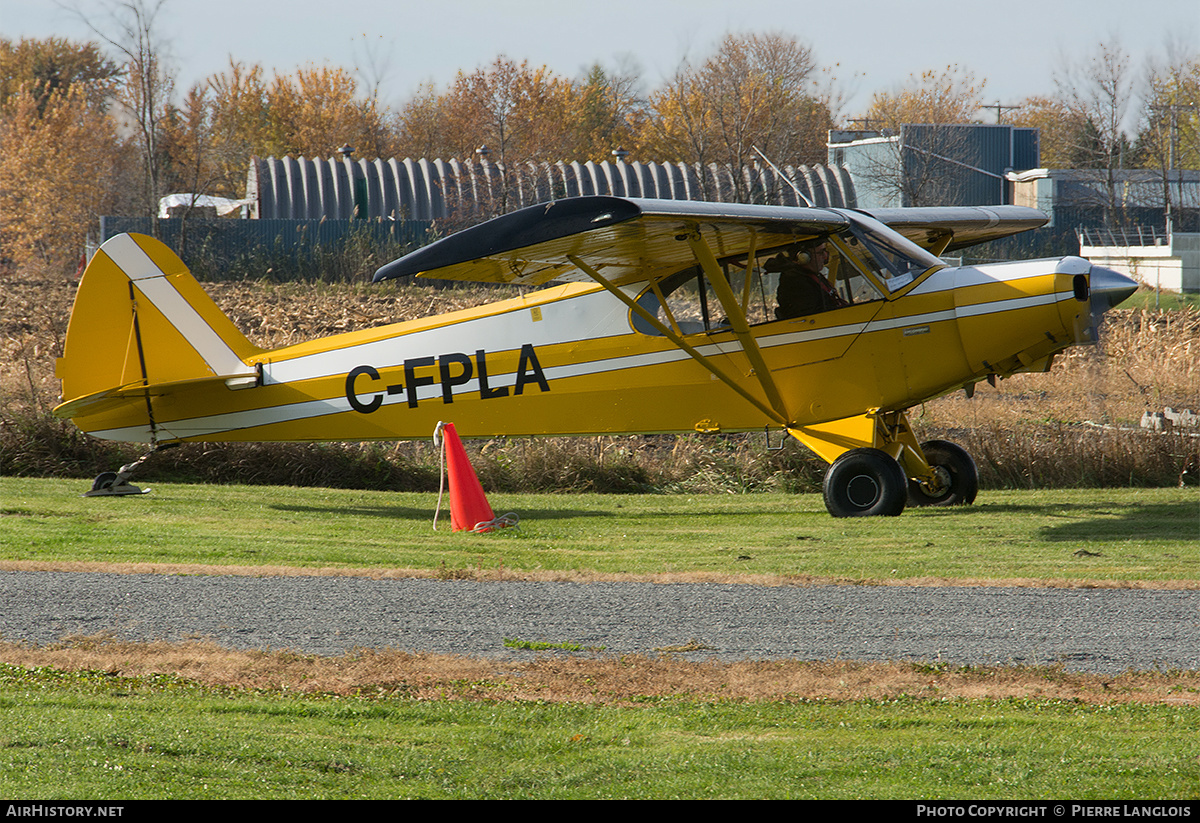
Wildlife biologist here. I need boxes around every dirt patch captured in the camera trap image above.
[2,634,1196,706]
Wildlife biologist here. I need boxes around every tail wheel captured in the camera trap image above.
[907,440,978,507]
[90,472,119,492]
[823,448,907,518]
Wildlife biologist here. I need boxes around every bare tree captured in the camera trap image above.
[1053,39,1137,228]
[853,66,988,206]
[352,33,395,110]
[66,0,175,221]
[1138,35,1200,232]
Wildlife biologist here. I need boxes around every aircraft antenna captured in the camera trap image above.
[752,146,814,208]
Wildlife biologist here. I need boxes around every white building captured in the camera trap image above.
[1078,228,1199,293]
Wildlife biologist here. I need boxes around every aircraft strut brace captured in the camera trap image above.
[683,229,791,424]
[566,254,788,427]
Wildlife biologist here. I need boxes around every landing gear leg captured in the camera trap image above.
[792,410,977,517]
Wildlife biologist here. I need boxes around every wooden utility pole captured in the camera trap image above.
[982,102,1022,124]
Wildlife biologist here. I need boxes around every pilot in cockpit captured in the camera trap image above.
[768,239,846,320]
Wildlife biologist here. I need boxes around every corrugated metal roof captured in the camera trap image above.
[247,157,857,221]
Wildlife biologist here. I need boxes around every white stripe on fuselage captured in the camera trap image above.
[261,287,634,385]
[909,259,1075,296]
[91,264,1074,440]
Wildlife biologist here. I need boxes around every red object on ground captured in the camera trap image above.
[442,423,496,532]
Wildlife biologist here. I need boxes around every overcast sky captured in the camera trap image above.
[3,0,1198,123]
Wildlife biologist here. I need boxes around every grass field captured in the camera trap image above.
[3,478,1199,798]
[2,478,1196,585]
[2,662,1198,799]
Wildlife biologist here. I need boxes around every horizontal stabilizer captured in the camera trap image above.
[53,370,259,421]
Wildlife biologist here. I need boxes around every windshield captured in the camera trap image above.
[837,212,943,292]
[631,213,944,337]
[633,237,887,336]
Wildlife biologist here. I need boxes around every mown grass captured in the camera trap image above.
[1,478,1196,585]
[2,664,1198,799]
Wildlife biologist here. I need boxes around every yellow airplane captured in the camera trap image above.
[53,196,1136,516]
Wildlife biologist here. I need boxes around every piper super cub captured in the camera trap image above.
[54,196,1136,516]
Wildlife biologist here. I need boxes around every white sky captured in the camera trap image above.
[3,0,1198,124]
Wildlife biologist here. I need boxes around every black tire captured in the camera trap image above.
[823,448,908,517]
[90,472,119,491]
[907,440,979,507]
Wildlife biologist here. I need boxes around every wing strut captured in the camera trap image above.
[683,230,791,424]
[566,254,787,426]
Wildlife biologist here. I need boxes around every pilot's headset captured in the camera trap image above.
[792,239,822,265]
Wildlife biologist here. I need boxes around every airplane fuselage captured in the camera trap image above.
[68,256,1088,446]
[55,198,1136,516]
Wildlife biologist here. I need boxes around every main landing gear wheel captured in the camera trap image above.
[907,440,978,507]
[822,448,908,518]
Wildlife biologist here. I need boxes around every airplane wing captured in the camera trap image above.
[861,205,1048,252]
[373,196,849,287]
[374,197,1048,286]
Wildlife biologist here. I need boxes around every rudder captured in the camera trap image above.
[55,233,261,432]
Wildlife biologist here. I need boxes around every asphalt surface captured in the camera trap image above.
[3,571,1199,673]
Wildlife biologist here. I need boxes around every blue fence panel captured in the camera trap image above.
[98,217,433,281]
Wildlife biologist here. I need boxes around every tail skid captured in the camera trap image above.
[54,233,261,442]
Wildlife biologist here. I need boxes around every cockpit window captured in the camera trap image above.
[839,213,943,292]
[631,215,942,337]
[633,236,887,336]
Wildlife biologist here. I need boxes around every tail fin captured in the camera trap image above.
[54,233,261,436]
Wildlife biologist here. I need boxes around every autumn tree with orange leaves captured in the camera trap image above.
[0,85,125,271]
[179,60,399,198]
[0,38,126,271]
[393,56,644,214]
[398,58,571,161]
[640,32,830,201]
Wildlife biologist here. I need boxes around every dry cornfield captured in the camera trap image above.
[3,271,1197,490]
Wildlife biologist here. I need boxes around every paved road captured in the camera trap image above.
[2,571,1198,673]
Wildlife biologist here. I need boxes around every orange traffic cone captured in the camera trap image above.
[440,422,497,532]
